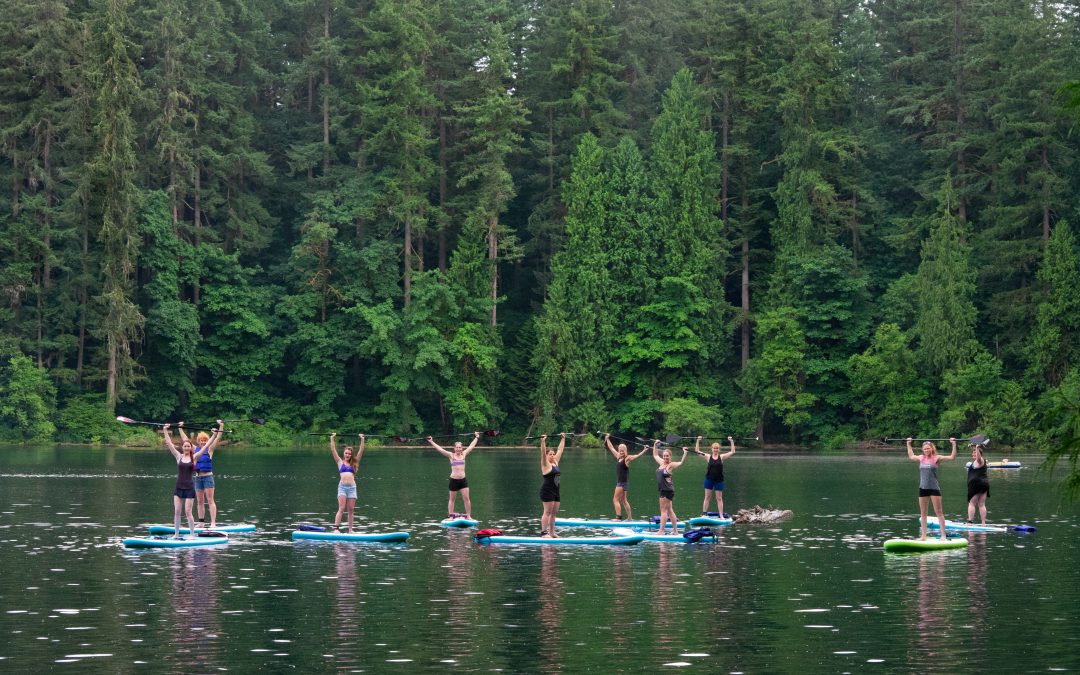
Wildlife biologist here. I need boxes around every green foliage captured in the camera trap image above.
[1041,369,1080,501]
[659,398,724,438]
[939,351,1005,436]
[848,323,930,439]
[1027,221,1080,387]
[739,307,816,438]
[0,354,57,441]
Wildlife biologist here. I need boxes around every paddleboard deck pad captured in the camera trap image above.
[291,530,410,543]
[439,517,479,528]
[611,527,717,543]
[883,537,968,552]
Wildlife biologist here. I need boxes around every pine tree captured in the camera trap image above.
[1028,221,1080,387]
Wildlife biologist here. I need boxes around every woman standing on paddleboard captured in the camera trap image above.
[693,435,735,518]
[162,424,212,538]
[907,437,958,540]
[539,433,566,538]
[178,421,225,528]
[653,441,688,535]
[604,434,647,520]
[967,442,990,525]
[427,431,481,520]
[330,432,364,533]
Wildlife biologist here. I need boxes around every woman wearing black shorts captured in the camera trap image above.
[427,431,481,519]
[652,441,688,535]
[967,442,990,524]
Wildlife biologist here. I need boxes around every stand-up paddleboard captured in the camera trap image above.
[475,533,644,546]
[611,527,717,543]
[554,517,685,530]
[146,523,256,535]
[925,517,1007,533]
[966,460,1021,469]
[439,516,479,528]
[883,537,968,553]
[291,530,410,543]
[687,516,733,527]
[124,533,229,548]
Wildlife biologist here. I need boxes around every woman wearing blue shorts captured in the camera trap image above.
[330,432,364,533]
[694,436,735,517]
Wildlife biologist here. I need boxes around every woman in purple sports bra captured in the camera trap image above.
[330,432,364,533]
[427,431,481,519]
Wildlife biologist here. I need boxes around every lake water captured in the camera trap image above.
[0,444,1077,672]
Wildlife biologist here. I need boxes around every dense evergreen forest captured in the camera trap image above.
[2,0,1080,460]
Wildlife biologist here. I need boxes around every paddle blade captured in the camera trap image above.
[968,433,988,446]
[392,435,410,443]
[484,429,500,437]
[116,416,135,424]
[665,433,681,445]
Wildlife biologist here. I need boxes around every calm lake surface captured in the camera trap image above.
[0,444,1077,673]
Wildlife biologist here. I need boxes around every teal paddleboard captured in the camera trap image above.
[291,530,410,543]
[554,517,685,530]
[687,516,733,527]
[124,534,229,549]
[611,527,717,543]
[439,517,479,528]
[146,523,256,535]
[883,537,968,552]
[476,534,644,545]
[925,517,1007,533]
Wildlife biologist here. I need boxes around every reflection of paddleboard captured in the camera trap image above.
[965,460,1021,469]
[611,527,716,543]
[554,517,685,530]
[883,537,968,553]
[439,517,479,528]
[687,516,733,527]
[291,530,410,543]
[925,517,1007,533]
[475,534,644,545]
[124,534,229,548]
[146,523,256,534]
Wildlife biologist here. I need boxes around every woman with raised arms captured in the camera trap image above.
[161,423,214,538]
[604,434,647,520]
[539,433,566,538]
[693,435,736,517]
[653,441,689,535]
[966,441,991,525]
[178,421,225,528]
[331,432,364,533]
[906,437,958,540]
[427,431,481,520]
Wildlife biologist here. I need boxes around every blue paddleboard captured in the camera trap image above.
[611,527,717,543]
[124,534,229,549]
[146,523,256,534]
[475,533,644,545]
[554,517,685,530]
[291,530,410,543]
[439,517,479,528]
[687,516,733,527]
[925,517,1007,533]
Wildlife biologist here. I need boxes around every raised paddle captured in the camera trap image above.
[187,417,267,426]
[116,416,167,427]
[885,434,989,445]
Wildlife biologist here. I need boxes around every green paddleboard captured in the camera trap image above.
[883,537,968,553]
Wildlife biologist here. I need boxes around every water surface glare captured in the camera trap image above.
[0,445,1077,671]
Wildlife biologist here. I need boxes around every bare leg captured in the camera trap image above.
[976,493,988,524]
[461,488,472,519]
[184,498,195,537]
[919,496,929,539]
[967,496,977,523]
[448,491,456,517]
[622,492,633,520]
[613,487,623,518]
[657,498,669,534]
[173,495,183,537]
[346,498,356,533]
[702,489,711,515]
[550,502,560,536]
[715,490,725,517]
[196,489,207,521]
[334,494,346,531]
[205,486,217,528]
[931,495,947,540]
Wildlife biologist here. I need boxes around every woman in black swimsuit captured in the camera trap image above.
[604,434,646,520]
[967,442,990,524]
[652,441,688,535]
[539,433,566,538]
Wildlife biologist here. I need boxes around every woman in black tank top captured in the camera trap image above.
[693,436,736,517]
[652,441,688,535]
[539,433,566,538]
[967,443,990,524]
[162,424,210,539]
[605,434,647,520]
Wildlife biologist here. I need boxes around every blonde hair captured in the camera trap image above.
[196,431,211,446]
[922,441,938,457]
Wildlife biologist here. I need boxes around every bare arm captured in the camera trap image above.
[330,433,342,466]
[539,435,548,472]
[669,448,689,469]
[162,425,181,461]
[177,422,190,446]
[604,434,619,459]
[652,440,663,465]
[462,431,481,457]
[204,420,225,455]
[720,436,736,461]
[627,446,649,464]
[356,434,365,462]
[553,433,566,464]
[427,436,453,458]
[940,438,958,462]
[906,438,918,462]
